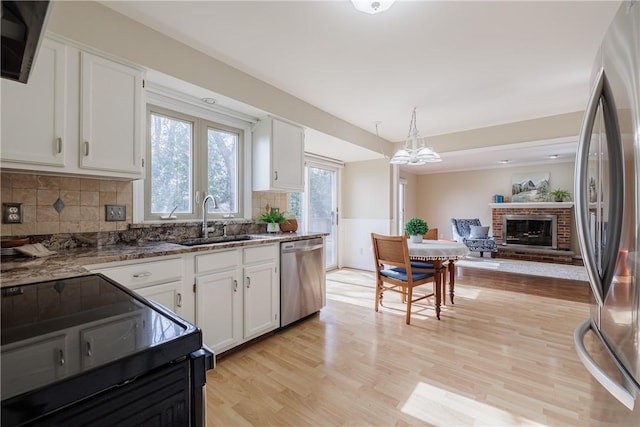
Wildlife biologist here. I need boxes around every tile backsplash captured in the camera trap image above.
[251,191,289,219]
[1,172,294,238]
[1,173,133,236]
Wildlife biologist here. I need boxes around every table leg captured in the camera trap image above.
[448,259,455,304]
[434,260,441,320]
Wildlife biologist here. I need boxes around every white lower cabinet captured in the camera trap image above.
[134,280,183,313]
[87,256,185,317]
[194,244,279,354]
[85,244,280,355]
[196,268,242,354]
[242,246,279,340]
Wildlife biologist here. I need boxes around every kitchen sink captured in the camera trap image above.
[177,235,262,247]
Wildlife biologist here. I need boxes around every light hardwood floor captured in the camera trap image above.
[206,266,640,426]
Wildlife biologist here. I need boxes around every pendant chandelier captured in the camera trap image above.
[390,108,442,165]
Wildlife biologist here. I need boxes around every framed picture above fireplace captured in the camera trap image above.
[511,172,549,202]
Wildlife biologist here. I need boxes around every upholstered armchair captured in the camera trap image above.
[451,218,497,257]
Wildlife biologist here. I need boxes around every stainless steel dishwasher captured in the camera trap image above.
[280,238,325,327]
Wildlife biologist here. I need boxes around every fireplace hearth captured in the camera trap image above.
[504,214,557,249]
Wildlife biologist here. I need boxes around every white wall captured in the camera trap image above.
[399,170,419,229]
[340,159,393,270]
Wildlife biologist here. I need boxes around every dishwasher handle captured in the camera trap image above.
[281,243,324,253]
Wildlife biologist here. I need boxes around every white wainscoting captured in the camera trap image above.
[340,218,392,271]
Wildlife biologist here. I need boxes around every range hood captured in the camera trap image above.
[1,0,51,84]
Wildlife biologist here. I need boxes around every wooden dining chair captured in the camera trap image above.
[423,228,438,240]
[371,233,439,324]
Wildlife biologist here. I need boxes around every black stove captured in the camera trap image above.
[1,274,213,426]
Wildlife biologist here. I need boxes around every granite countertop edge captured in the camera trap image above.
[1,232,327,287]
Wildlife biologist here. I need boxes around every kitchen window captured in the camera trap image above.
[144,105,244,220]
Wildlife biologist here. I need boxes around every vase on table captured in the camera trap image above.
[410,235,423,243]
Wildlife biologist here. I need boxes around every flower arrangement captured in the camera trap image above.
[405,217,429,236]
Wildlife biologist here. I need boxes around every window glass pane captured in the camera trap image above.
[309,167,333,234]
[149,113,193,213]
[207,127,238,213]
[288,192,305,232]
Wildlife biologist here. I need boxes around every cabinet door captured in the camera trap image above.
[196,270,242,354]
[135,280,182,315]
[79,51,143,175]
[243,261,279,340]
[1,38,66,167]
[271,118,304,191]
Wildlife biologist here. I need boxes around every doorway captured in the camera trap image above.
[289,160,340,270]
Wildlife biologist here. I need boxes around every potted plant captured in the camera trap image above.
[549,189,572,202]
[259,208,288,233]
[405,217,429,243]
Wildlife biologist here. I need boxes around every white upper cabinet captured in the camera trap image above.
[1,38,67,167]
[252,117,304,192]
[79,52,144,176]
[0,36,145,179]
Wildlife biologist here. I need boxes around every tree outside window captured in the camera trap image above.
[146,106,243,220]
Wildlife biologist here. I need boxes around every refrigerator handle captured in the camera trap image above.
[574,319,637,410]
[600,69,625,296]
[575,68,605,307]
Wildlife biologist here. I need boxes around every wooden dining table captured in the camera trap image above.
[407,239,470,319]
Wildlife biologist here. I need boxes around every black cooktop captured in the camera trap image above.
[1,274,202,420]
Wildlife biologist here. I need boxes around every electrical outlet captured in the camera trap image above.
[2,203,23,224]
[105,204,126,221]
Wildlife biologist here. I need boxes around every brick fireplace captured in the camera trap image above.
[490,202,574,264]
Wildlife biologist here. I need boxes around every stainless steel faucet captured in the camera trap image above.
[202,195,218,238]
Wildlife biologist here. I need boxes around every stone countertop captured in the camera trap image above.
[1,232,326,287]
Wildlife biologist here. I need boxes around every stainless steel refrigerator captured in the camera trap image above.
[574,1,640,411]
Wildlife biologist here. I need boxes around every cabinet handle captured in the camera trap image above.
[56,137,62,154]
[58,349,65,366]
[176,293,182,307]
[84,141,89,156]
[274,171,278,181]
[246,276,251,288]
[234,279,238,292]
[86,341,92,357]
[132,271,152,278]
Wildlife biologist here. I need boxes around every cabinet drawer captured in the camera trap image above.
[195,249,239,274]
[244,244,277,264]
[94,258,182,289]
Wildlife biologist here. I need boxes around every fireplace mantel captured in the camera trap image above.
[489,202,574,209]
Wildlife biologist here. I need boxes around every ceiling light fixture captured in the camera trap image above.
[548,154,559,159]
[390,108,442,166]
[351,0,395,14]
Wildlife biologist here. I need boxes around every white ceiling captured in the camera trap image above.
[100,0,620,173]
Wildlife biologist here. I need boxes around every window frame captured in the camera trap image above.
[142,95,251,222]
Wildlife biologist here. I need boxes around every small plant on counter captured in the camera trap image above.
[405,217,429,236]
[259,208,289,233]
[259,208,288,224]
[549,189,572,202]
